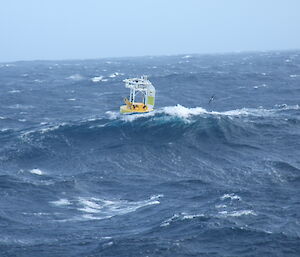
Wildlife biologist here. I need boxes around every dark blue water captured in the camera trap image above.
[0,51,300,257]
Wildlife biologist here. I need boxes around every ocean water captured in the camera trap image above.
[0,51,300,257]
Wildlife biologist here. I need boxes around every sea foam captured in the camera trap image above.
[29,168,44,175]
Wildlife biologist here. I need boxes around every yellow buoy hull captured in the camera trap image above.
[120,103,153,114]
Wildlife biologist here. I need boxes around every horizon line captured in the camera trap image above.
[1,48,299,64]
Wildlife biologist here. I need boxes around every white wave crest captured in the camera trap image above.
[106,111,120,120]
[29,168,44,175]
[77,195,161,217]
[106,102,300,122]
[219,210,256,217]
[109,72,124,78]
[276,104,300,110]
[51,198,71,206]
[161,105,207,118]
[0,128,11,132]
[8,89,21,94]
[52,194,162,221]
[159,105,278,119]
[182,213,205,220]
[215,204,227,208]
[91,76,104,82]
[220,107,273,117]
[253,84,268,89]
[220,193,241,201]
[161,212,204,227]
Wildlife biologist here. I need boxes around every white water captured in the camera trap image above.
[29,168,44,176]
[51,195,162,221]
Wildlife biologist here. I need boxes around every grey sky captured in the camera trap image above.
[1,0,300,62]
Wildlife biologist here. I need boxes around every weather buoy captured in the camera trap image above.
[120,76,156,114]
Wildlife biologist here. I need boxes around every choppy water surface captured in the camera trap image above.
[0,51,300,256]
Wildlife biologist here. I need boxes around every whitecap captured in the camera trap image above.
[215,204,227,208]
[78,206,102,214]
[101,237,112,240]
[150,194,164,200]
[78,198,102,211]
[34,79,43,83]
[8,89,21,94]
[107,104,289,123]
[219,210,256,217]
[221,107,273,117]
[77,195,161,217]
[77,195,161,220]
[276,104,300,110]
[0,128,10,132]
[81,214,111,220]
[91,76,104,82]
[38,123,67,134]
[253,84,268,89]
[181,213,205,220]
[32,212,50,216]
[104,241,114,247]
[109,72,124,78]
[159,105,273,119]
[161,212,204,227]
[161,214,180,227]
[29,126,56,135]
[51,199,71,206]
[52,195,161,221]
[29,168,44,175]
[161,105,207,119]
[106,111,120,120]
[220,193,241,201]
